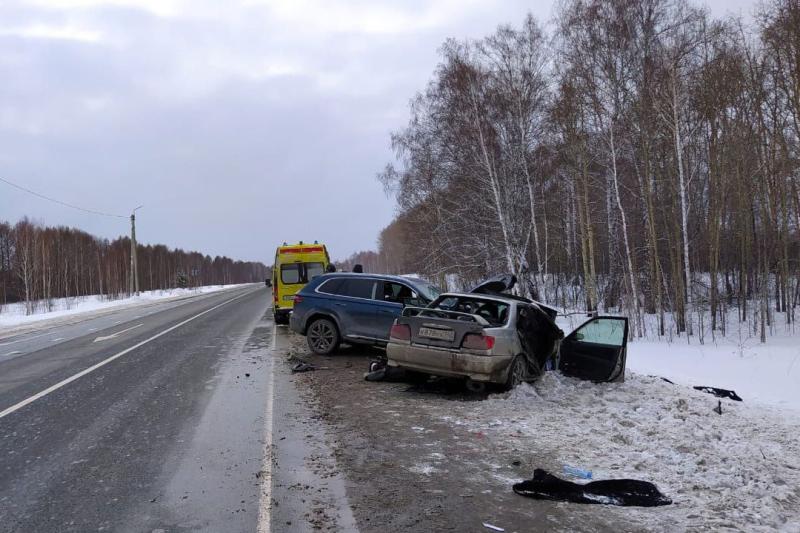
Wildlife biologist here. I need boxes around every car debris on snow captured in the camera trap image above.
[291,361,317,373]
[693,386,743,402]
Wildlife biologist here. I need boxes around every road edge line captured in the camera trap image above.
[0,290,253,420]
[256,321,277,533]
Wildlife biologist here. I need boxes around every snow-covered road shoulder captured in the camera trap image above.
[0,284,254,336]
[446,372,800,532]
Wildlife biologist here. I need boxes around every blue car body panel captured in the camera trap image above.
[289,273,436,345]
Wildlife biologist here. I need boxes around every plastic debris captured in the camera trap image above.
[563,464,593,479]
[482,523,505,532]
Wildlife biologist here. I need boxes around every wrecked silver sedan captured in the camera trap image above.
[385,276,628,390]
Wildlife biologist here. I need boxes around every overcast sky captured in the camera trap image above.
[0,0,757,265]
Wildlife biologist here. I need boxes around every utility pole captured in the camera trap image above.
[129,205,143,296]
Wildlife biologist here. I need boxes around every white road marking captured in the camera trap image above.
[0,291,252,420]
[92,323,143,343]
[51,338,64,342]
[3,351,22,357]
[256,320,276,533]
[88,328,97,332]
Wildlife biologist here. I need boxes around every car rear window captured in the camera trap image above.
[433,296,510,326]
[305,262,325,280]
[281,263,301,284]
[281,262,326,285]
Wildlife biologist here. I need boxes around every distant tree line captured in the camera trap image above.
[377,0,800,342]
[338,250,383,274]
[0,218,269,313]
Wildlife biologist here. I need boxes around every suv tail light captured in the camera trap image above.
[462,333,495,351]
[390,323,411,342]
[293,294,303,304]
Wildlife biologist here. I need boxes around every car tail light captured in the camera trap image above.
[462,333,495,351]
[390,323,411,341]
[293,295,303,304]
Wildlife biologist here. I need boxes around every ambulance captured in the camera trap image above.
[272,241,331,324]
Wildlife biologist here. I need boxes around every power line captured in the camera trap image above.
[0,175,126,218]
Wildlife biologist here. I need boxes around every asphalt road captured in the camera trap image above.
[0,285,278,532]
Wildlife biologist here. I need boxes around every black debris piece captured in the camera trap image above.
[291,361,316,373]
[364,366,408,382]
[713,400,723,415]
[513,469,672,507]
[693,386,743,402]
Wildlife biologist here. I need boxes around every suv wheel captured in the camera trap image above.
[307,318,340,355]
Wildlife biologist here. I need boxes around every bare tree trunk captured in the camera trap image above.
[672,77,693,337]
[609,123,641,336]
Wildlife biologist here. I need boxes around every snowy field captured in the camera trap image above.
[446,372,800,532]
[0,284,251,329]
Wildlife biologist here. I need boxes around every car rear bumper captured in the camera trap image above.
[386,342,512,383]
[288,312,302,334]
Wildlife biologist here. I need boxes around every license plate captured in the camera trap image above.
[283,295,295,301]
[418,327,454,341]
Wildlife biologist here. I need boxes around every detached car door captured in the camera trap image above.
[558,316,628,382]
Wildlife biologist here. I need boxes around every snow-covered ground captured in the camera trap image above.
[445,372,800,532]
[0,284,251,329]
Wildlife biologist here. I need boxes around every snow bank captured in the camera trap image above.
[448,372,800,532]
[0,284,251,328]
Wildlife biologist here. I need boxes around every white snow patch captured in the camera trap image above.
[445,372,800,532]
[409,463,439,475]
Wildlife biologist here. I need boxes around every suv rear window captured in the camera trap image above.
[317,278,345,295]
[340,278,377,299]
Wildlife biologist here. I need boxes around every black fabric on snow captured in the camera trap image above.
[513,469,672,507]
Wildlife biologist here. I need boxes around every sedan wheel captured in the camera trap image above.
[503,355,526,391]
[307,318,339,355]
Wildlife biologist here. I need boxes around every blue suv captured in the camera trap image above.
[289,273,441,355]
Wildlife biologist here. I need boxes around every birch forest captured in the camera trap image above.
[0,218,269,312]
[377,0,800,341]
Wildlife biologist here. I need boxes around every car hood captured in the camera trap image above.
[470,274,517,295]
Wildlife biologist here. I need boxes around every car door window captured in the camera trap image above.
[341,278,377,299]
[559,317,628,382]
[382,281,413,304]
[572,318,625,346]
